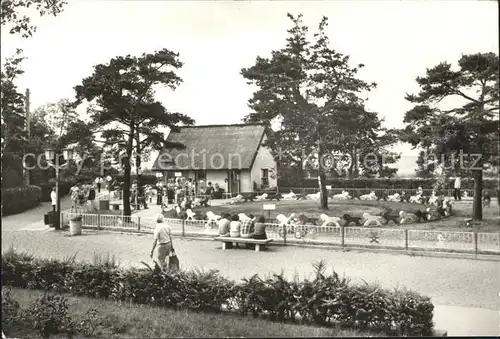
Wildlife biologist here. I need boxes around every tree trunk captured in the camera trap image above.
[135,131,142,200]
[496,187,500,208]
[472,170,483,221]
[122,124,135,216]
[123,163,132,216]
[348,149,356,178]
[472,167,483,221]
[317,141,328,210]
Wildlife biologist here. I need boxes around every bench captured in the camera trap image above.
[266,193,281,201]
[215,237,273,252]
[110,203,141,210]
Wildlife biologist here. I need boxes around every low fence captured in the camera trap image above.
[280,187,476,197]
[60,210,500,256]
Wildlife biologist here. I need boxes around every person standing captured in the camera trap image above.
[150,214,173,271]
[106,175,112,191]
[70,184,79,209]
[50,187,57,213]
[88,184,96,212]
[95,176,103,193]
[454,176,461,201]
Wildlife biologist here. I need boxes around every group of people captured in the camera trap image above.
[68,182,98,211]
[217,213,267,248]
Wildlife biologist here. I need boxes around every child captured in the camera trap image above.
[253,216,267,240]
[229,214,241,238]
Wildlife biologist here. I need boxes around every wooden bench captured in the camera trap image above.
[110,203,140,210]
[215,237,273,252]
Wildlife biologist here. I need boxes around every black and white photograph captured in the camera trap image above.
[1,0,499,338]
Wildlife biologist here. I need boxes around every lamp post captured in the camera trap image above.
[44,146,74,230]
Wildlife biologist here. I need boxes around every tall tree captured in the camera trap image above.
[74,49,194,216]
[1,0,67,38]
[414,150,436,178]
[1,49,27,159]
[401,53,499,220]
[241,14,383,208]
[32,99,79,139]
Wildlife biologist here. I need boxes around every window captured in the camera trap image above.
[261,168,269,188]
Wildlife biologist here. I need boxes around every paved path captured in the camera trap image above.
[1,227,499,335]
[2,195,499,336]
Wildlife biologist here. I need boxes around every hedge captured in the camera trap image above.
[1,252,434,336]
[1,185,42,216]
[279,177,498,190]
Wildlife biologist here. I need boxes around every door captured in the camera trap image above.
[229,170,240,194]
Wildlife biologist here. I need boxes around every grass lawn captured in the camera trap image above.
[4,287,374,338]
[163,198,499,233]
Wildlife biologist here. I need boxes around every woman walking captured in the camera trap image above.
[150,214,173,271]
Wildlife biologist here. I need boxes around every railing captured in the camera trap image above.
[280,187,476,197]
[60,210,500,256]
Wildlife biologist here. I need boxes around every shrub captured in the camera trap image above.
[78,308,101,337]
[1,252,434,336]
[1,287,21,333]
[1,185,42,216]
[28,292,75,338]
[70,215,83,222]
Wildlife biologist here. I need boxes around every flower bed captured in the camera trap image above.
[1,251,434,336]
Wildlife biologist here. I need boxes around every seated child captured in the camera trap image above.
[218,213,231,237]
[253,216,267,240]
[229,214,241,238]
[240,214,255,238]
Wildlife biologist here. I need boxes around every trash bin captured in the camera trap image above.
[69,219,82,236]
[44,211,56,226]
[99,200,110,210]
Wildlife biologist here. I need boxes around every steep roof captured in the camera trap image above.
[152,124,268,171]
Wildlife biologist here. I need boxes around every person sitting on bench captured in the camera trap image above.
[218,213,232,249]
[229,214,241,238]
[253,216,267,240]
[241,214,255,249]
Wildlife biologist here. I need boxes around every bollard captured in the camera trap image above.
[341,225,345,247]
[137,217,141,232]
[97,214,101,231]
[181,218,185,237]
[405,229,409,251]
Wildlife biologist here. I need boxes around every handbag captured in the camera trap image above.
[168,249,180,272]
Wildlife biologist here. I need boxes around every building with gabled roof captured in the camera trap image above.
[151,124,277,194]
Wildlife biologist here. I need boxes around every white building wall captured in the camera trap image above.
[250,135,277,189]
[239,170,252,192]
[206,170,229,192]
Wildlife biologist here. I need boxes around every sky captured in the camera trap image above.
[2,0,498,175]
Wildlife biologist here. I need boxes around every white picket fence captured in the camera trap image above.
[60,210,500,255]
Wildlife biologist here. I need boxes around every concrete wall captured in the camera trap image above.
[250,135,277,189]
